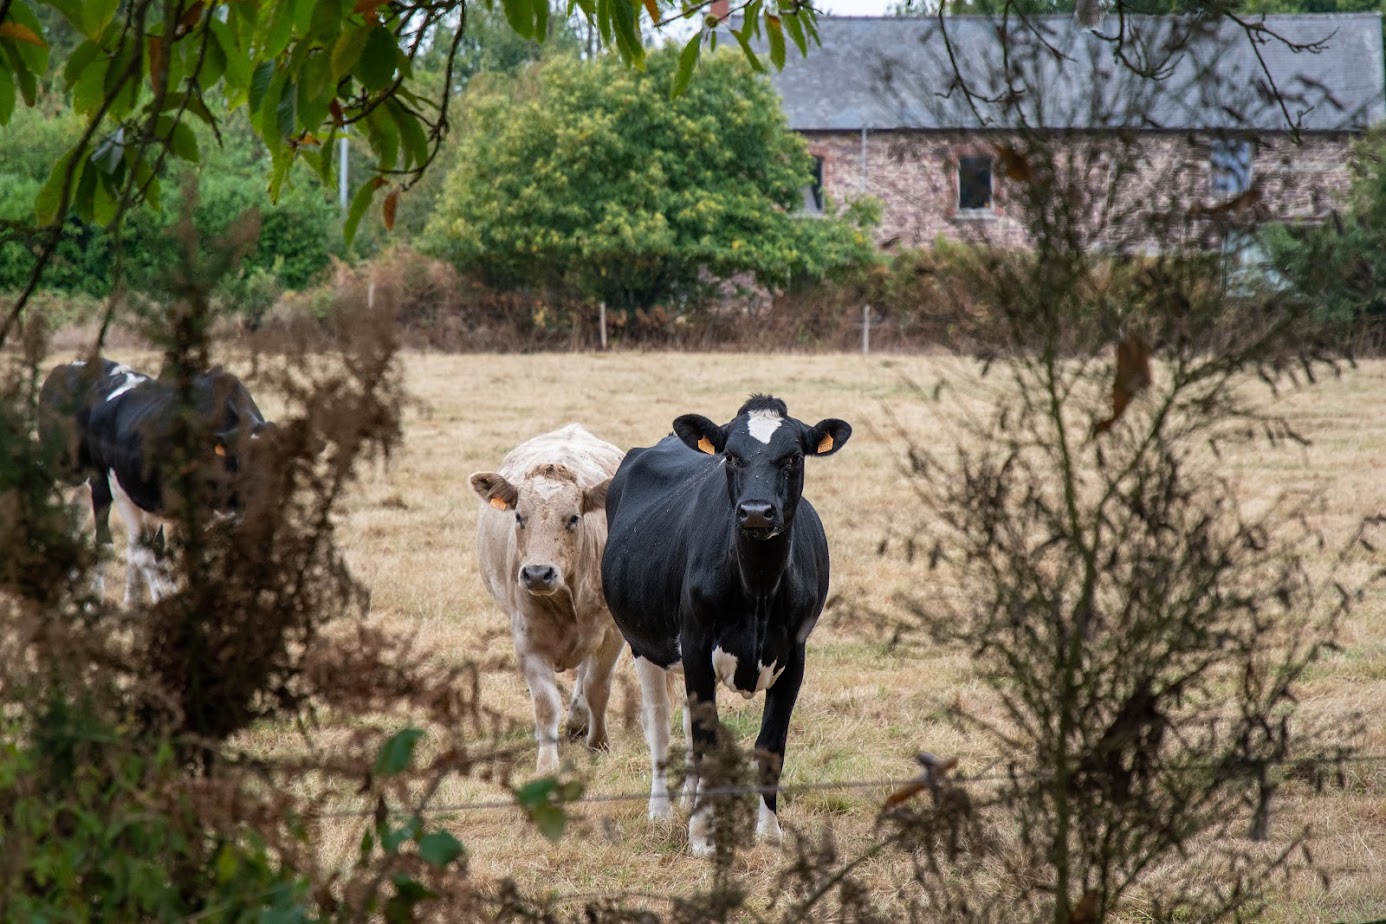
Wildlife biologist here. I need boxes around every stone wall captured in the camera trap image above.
[803,129,1356,252]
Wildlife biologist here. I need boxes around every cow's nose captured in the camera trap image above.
[521,564,559,591]
[737,502,774,529]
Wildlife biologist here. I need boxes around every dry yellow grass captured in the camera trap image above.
[140,350,1386,919]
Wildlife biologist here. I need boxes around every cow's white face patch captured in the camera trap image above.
[746,410,783,444]
[105,366,147,403]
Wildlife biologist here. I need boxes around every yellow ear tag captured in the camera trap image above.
[697,436,716,455]
[214,444,227,457]
[817,434,834,454]
[489,497,509,511]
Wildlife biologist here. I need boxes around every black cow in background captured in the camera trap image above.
[601,395,851,856]
[38,358,276,604]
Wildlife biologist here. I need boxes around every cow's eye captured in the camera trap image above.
[724,452,743,469]
[515,513,525,528]
[781,455,801,472]
[567,513,580,529]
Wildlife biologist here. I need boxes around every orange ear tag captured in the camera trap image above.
[697,436,716,455]
[214,444,227,457]
[817,434,834,454]
[489,497,509,511]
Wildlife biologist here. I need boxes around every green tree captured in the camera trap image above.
[1263,126,1386,329]
[423,47,877,313]
[0,0,825,346]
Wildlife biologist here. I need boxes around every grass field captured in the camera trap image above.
[193,350,1386,920]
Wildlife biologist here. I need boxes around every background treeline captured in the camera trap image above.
[6,3,1386,351]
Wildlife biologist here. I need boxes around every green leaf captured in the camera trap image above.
[210,18,249,97]
[766,15,786,71]
[783,11,808,58]
[609,0,645,69]
[36,148,82,225]
[729,27,766,74]
[528,804,567,842]
[514,777,558,809]
[386,98,428,170]
[381,815,421,852]
[248,60,275,117]
[2,2,49,76]
[416,831,464,868]
[358,25,399,92]
[331,24,370,81]
[264,0,298,60]
[169,120,199,163]
[276,79,297,140]
[373,726,423,776]
[63,40,101,90]
[364,106,400,171]
[268,148,294,202]
[671,32,700,100]
[91,172,118,226]
[71,53,108,115]
[500,0,538,40]
[384,875,435,924]
[0,65,13,125]
[2,44,38,107]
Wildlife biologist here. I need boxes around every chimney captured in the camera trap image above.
[711,0,730,21]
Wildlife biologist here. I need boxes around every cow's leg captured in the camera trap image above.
[518,650,562,776]
[109,472,170,605]
[752,644,806,845]
[577,624,623,753]
[634,656,673,820]
[566,667,590,742]
[82,477,113,599]
[682,650,720,857]
[676,673,697,810]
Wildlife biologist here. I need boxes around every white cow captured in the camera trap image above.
[470,424,626,775]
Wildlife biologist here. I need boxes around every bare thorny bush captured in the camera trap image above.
[0,196,554,919]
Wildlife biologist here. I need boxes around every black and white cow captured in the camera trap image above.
[38,358,275,604]
[601,395,851,855]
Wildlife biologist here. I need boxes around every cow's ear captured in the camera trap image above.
[805,418,852,457]
[673,414,725,455]
[582,477,611,515]
[470,472,518,511]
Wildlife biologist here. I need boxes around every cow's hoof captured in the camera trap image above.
[536,749,560,777]
[687,807,715,857]
[566,721,589,742]
[648,795,673,821]
[755,800,783,844]
[679,776,698,810]
[585,732,609,753]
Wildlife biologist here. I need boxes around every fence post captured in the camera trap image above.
[862,304,870,355]
[599,301,608,351]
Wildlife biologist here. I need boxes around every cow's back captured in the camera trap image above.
[37,359,120,484]
[498,423,623,486]
[602,435,724,664]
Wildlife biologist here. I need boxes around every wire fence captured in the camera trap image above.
[307,751,1386,821]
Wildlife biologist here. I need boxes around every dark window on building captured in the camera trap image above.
[957,155,993,211]
[802,155,825,214]
[1210,138,1253,198]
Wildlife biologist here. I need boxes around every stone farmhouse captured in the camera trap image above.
[761,14,1386,252]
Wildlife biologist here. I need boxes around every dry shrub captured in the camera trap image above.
[0,203,553,920]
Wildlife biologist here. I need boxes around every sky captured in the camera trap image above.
[815,0,897,14]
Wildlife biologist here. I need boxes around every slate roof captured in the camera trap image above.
[763,13,1386,133]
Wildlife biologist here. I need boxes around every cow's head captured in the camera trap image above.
[673,395,851,540]
[196,370,277,515]
[470,464,610,597]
